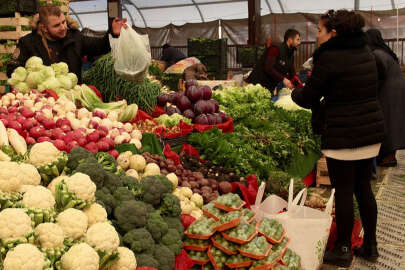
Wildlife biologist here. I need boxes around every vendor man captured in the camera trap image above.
[161,43,186,69]
[7,4,127,83]
[246,29,301,94]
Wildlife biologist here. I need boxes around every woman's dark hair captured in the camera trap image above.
[320,9,365,36]
[367,28,399,63]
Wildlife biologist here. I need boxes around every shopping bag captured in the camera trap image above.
[250,181,288,221]
[274,179,335,270]
[110,27,151,82]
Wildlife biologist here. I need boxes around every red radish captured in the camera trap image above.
[118,128,126,134]
[60,125,71,133]
[35,114,47,124]
[0,108,7,114]
[53,139,66,151]
[29,126,44,139]
[43,130,52,138]
[77,127,87,133]
[51,128,63,139]
[0,114,7,120]
[1,119,8,127]
[19,107,34,118]
[64,132,75,144]
[34,97,41,103]
[66,141,79,153]
[85,142,98,154]
[98,129,107,138]
[8,121,23,134]
[108,149,119,159]
[104,137,115,148]
[41,105,52,111]
[77,137,87,147]
[72,130,84,141]
[42,118,55,130]
[37,137,52,143]
[97,140,109,152]
[98,125,108,134]
[55,119,64,127]
[26,137,36,145]
[93,109,106,119]
[89,120,99,129]
[16,115,26,125]
[54,132,66,141]
[22,119,36,130]
[8,107,18,114]
[56,118,70,128]
[86,131,100,143]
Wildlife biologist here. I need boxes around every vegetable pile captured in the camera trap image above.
[184,193,302,269]
[157,80,229,125]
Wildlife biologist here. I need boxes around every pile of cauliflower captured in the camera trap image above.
[0,156,136,270]
[173,186,203,220]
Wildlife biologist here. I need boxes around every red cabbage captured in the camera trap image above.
[207,114,217,125]
[186,85,203,102]
[205,100,215,114]
[210,99,219,113]
[183,109,195,120]
[194,114,209,125]
[193,100,208,115]
[165,104,181,115]
[168,93,177,104]
[200,85,212,100]
[177,95,192,111]
[157,94,170,107]
[219,111,228,122]
[185,79,198,90]
[213,113,223,124]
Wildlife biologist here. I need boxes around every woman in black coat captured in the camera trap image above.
[367,28,405,166]
[292,10,384,267]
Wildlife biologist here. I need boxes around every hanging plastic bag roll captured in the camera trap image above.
[110,27,151,82]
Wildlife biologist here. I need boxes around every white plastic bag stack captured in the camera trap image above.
[110,27,151,82]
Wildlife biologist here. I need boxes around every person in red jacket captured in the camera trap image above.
[246,29,301,95]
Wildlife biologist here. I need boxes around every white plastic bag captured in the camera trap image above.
[251,182,288,221]
[110,27,151,82]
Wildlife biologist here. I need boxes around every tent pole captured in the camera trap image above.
[397,7,399,56]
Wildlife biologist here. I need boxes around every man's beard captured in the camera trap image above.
[46,29,67,40]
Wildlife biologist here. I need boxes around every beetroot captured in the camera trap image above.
[157,93,170,107]
[200,85,212,100]
[182,109,195,120]
[176,95,192,111]
[185,79,198,90]
[186,85,203,102]
[194,114,209,125]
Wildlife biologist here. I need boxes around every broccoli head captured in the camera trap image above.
[74,157,106,189]
[159,193,181,217]
[160,228,183,255]
[113,187,135,203]
[114,200,149,231]
[121,175,138,189]
[95,152,117,173]
[153,244,175,270]
[140,175,173,206]
[66,147,94,172]
[95,187,117,216]
[122,228,155,255]
[136,253,159,269]
[163,216,184,238]
[103,171,124,193]
[146,212,168,242]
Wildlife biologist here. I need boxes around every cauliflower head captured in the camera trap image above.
[3,244,46,270]
[57,208,88,240]
[35,223,64,249]
[47,175,68,196]
[18,163,41,186]
[0,208,33,243]
[0,161,22,192]
[61,243,99,270]
[17,184,36,193]
[83,203,107,227]
[109,247,137,270]
[22,185,55,210]
[66,173,96,201]
[86,222,120,252]
[29,141,61,166]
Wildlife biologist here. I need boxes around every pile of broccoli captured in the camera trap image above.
[66,147,184,270]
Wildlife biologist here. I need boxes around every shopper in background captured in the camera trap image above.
[246,29,301,95]
[366,28,405,167]
[161,43,187,69]
[291,10,384,267]
[6,4,127,83]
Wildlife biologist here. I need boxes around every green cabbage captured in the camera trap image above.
[119,103,138,122]
[40,66,55,79]
[57,75,73,90]
[14,82,30,93]
[25,71,44,89]
[51,62,69,76]
[25,56,43,72]
[11,67,27,82]
[38,77,61,92]
[7,77,19,86]
[66,72,78,87]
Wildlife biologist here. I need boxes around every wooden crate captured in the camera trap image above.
[0,72,7,93]
[316,156,331,187]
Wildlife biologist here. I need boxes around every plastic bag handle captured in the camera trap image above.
[255,182,266,208]
[325,188,335,215]
[287,178,307,211]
